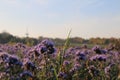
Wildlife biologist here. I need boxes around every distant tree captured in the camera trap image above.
[0,32,14,43]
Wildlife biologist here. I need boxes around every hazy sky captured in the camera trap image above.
[0,0,120,38]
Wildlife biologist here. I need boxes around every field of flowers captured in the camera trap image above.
[0,39,120,80]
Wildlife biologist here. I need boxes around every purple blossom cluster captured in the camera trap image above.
[58,45,120,80]
[0,39,120,80]
[0,39,56,80]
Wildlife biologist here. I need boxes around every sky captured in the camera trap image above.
[0,0,120,39]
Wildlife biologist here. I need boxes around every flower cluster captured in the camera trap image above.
[0,40,120,80]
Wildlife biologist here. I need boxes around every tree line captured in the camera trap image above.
[0,32,120,47]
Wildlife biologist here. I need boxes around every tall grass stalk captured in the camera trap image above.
[58,29,72,73]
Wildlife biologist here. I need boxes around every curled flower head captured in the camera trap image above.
[8,55,22,66]
[0,52,10,63]
[63,60,70,66]
[26,62,36,71]
[47,46,56,54]
[90,55,107,61]
[39,46,47,54]
[35,45,47,54]
[35,39,56,55]
[41,39,54,48]
[98,56,106,61]
[79,53,86,60]
[75,51,86,60]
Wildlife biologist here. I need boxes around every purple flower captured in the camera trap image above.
[39,45,47,53]
[25,61,36,71]
[63,60,70,66]
[101,49,108,54]
[92,46,108,54]
[92,46,102,54]
[0,52,10,63]
[90,55,107,61]
[75,51,86,60]
[23,58,36,70]
[79,53,86,60]
[58,72,67,79]
[63,53,71,58]
[8,55,22,66]
[41,39,54,48]
[35,39,56,54]
[47,46,56,54]
[66,47,80,54]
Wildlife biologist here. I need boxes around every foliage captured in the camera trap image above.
[0,32,120,47]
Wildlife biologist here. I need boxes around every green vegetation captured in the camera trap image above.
[0,32,120,48]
